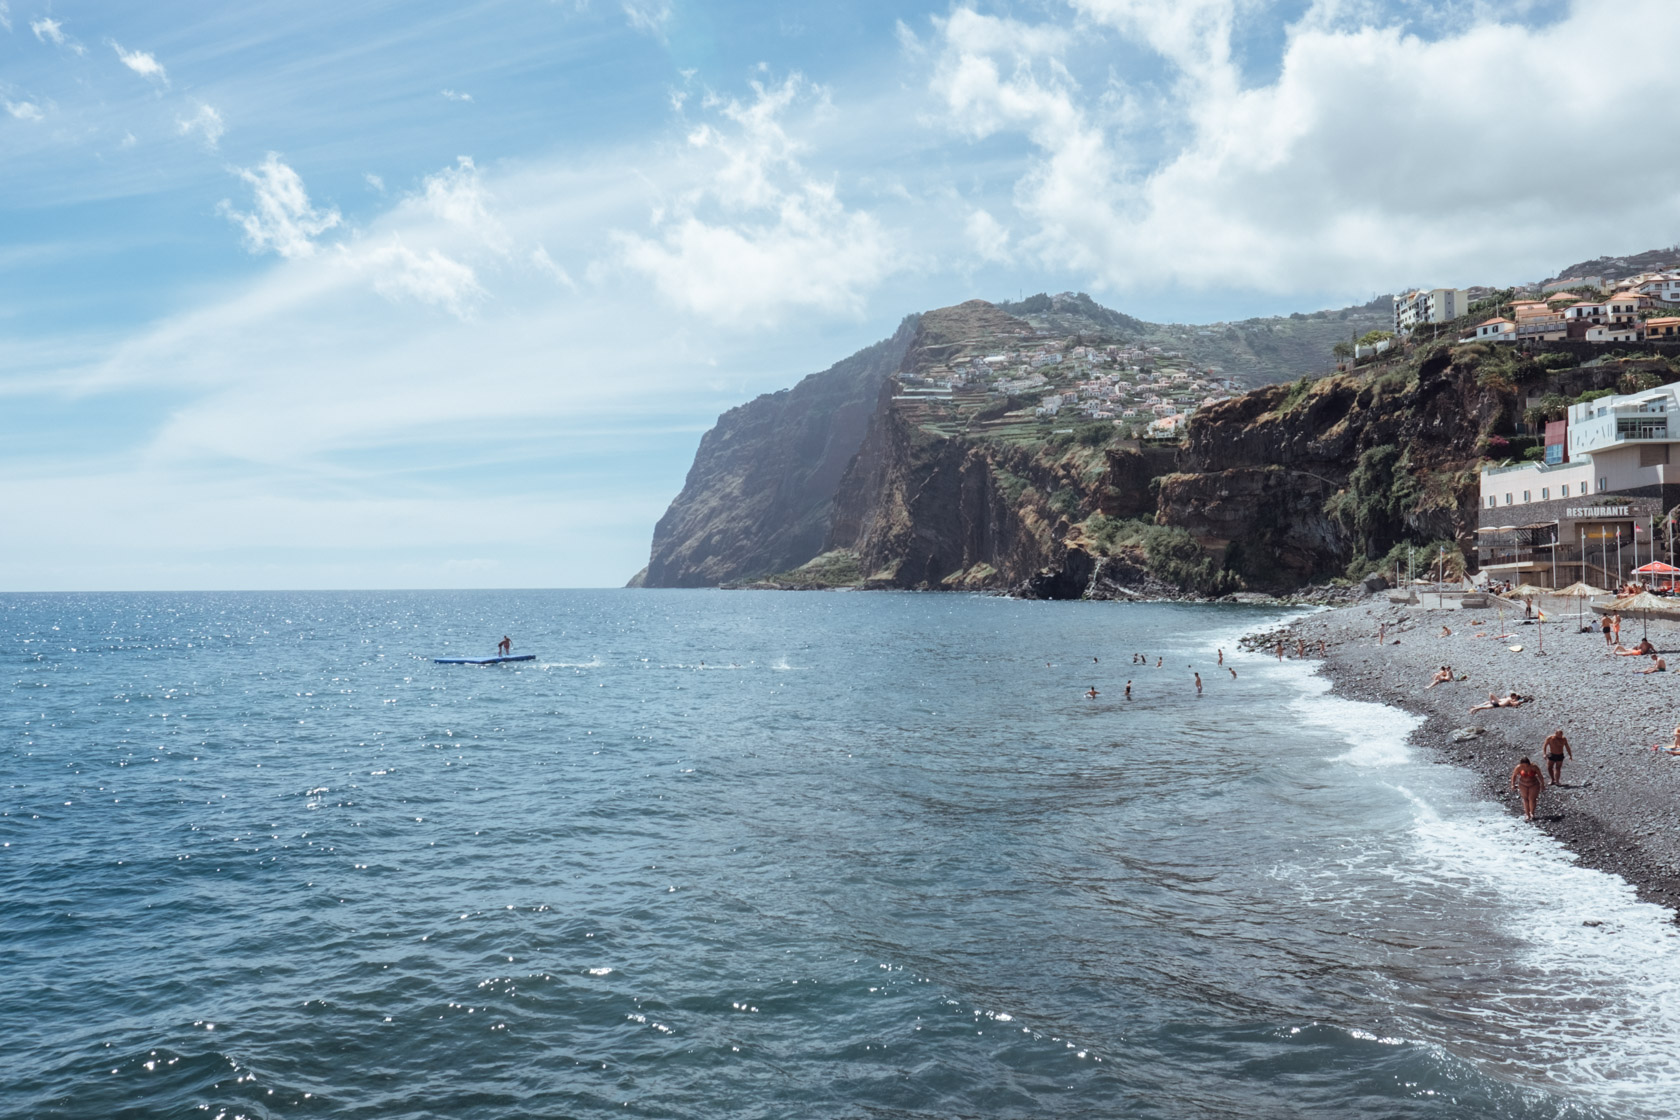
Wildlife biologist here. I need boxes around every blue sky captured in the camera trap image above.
[2,0,1675,589]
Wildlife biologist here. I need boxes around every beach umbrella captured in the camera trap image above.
[1609,590,1671,640]
[1634,560,1680,590]
[1556,581,1608,628]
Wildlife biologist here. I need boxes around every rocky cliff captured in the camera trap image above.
[643,288,1679,597]
[641,316,918,587]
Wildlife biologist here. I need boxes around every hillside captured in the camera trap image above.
[641,291,1389,586]
[640,261,1680,594]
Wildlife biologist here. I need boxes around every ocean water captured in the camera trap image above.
[4,590,1678,1119]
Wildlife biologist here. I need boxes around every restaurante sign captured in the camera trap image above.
[1567,506,1630,518]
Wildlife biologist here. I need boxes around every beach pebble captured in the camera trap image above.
[1450,727,1486,743]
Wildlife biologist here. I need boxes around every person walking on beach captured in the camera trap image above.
[1296,637,1306,658]
[1601,615,1613,646]
[1377,621,1386,647]
[497,635,512,655]
[1542,728,1572,786]
[1218,649,1224,665]
[1510,757,1545,821]
[1318,638,1327,657]
[1275,640,1284,661]
[1612,613,1622,647]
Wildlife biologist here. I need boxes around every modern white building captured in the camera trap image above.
[1478,379,1680,585]
[1393,288,1472,334]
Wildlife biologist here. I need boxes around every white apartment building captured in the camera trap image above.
[1478,379,1680,585]
[1393,288,1472,334]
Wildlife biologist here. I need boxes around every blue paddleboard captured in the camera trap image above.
[433,654,536,664]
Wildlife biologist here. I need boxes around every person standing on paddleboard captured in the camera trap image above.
[498,635,512,655]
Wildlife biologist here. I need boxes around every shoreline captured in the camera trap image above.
[1254,599,1680,919]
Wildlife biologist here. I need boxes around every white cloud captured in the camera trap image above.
[418,155,508,252]
[111,40,167,83]
[0,2,10,32]
[614,75,899,323]
[119,131,137,149]
[355,240,484,318]
[622,0,671,35]
[441,88,473,102]
[531,244,578,290]
[364,172,386,193]
[5,99,42,121]
[31,17,63,44]
[965,208,1011,263]
[926,0,1680,293]
[176,102,224,149]
[221,153,342,259]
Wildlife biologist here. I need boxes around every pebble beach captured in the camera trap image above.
[1264,596,1680,917]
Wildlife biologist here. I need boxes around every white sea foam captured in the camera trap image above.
[1282,652,1680,1115]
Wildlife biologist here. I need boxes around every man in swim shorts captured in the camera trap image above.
[1510,757,1544,821]
[1542,728,1572,786]
[497,635,512,655]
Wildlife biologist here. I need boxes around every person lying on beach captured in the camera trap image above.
[1469,691,1530,713]
[1639,655,1668,674]
[1615,638,1657,656]
[1510,757,1544,821]
[1654,726,1680,755]
[1425,665,1454,689]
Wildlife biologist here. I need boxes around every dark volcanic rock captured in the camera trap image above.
[643,317,917,587]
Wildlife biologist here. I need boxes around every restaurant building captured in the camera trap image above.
[1477,379,1680,586]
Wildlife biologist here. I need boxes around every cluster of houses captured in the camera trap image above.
[924,340,1238,437]
[1393,271,1680,348]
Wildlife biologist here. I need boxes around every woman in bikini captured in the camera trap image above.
[1510,756,1545,821]
[1426,665,1453,689]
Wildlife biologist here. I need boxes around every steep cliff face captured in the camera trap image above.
[1160,346,1658,588]
[642,317,917,587]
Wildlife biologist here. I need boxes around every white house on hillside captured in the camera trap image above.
[1394,288,1471,334]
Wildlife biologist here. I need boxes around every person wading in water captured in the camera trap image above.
[1510,757,1545,821]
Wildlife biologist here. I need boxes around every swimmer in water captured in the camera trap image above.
[1156,657,1162,668]
[1124,680,1132,699]
[1217,648,1224,665]
[1228,666,1236,679]
[1194,672,1202,695]
[1086,686,1099,699]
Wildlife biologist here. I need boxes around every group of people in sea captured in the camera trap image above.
[1084,650,1242,701]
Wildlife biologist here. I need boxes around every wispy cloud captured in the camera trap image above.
[176,102,225,149]
[621,0,672,36]
[110,40,168,84]
[364,172,386,193]
[221,153,342,259]
[5,99,43,121]
[614,74,899,324]
[441,88,473,102]
[0,2,11,32]
[531,244,578,290]
[356,240,485,318]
